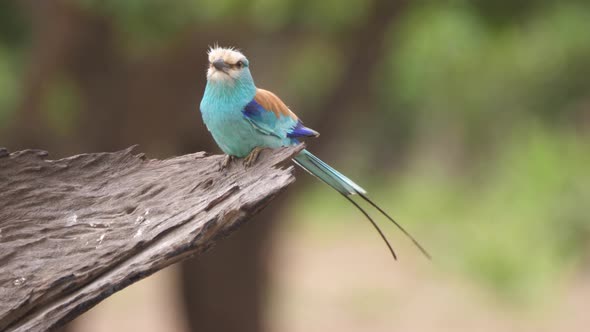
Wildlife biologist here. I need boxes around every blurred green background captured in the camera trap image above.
[1,0,589,331]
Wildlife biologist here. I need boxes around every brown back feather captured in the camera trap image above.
[254,89,298,120]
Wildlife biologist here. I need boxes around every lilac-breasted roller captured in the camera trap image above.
[199,46,429,260]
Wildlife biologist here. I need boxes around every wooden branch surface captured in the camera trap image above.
[0,145,303,332]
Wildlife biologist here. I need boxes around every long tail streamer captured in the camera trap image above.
[293,149,430,261]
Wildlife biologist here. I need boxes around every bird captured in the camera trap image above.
[199,45,430,260]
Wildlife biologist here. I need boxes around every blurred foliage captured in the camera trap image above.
[283,41,344,106]
[77,0,204,54]
[290,0,589,302]
[0,48,20,128]
[41,75,81,137]
[294,123,589,302]
[0,1,29,47]
[1,0,589,305]
[0,1,27,128]
[76,0,372,55]
[381,1,590,141]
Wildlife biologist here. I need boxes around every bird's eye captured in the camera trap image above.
[236,61,244,68]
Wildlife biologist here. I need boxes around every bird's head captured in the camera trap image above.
[206,46,252,85]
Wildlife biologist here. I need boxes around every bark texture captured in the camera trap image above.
[0,145,302,332]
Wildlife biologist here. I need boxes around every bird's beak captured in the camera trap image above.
[212,59,229,72]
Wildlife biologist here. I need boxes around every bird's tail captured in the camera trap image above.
[293,149,430,260]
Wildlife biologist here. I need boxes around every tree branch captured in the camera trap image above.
[0,145,303,332]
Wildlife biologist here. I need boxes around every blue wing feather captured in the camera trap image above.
[242,99,318,139]
[287,121,319,138]
[243,99,264,118]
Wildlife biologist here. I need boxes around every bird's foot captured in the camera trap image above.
[219,154,235,170]
[244,147,264,168]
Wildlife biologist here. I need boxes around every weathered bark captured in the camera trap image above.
[0,145,303,332]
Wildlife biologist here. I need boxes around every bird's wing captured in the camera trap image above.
[242,88,319,139]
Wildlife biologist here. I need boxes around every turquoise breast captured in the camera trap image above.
[200,81,282,157]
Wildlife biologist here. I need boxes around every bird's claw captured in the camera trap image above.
[219,155,234,170]
[244,147,264,168]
